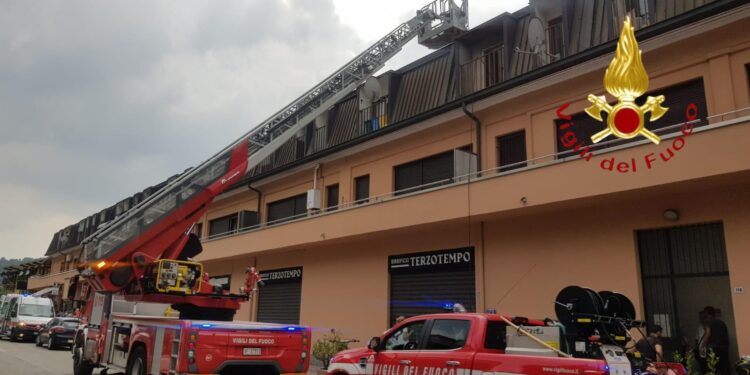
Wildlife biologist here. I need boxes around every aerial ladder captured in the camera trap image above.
[78,0,469,321]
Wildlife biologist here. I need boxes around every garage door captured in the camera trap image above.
[389,248,475,325]
[257,267,302,325]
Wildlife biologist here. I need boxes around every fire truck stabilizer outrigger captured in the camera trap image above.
[71,2,469,375]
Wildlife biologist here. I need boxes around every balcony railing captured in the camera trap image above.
[201,106,750,242]
[459,46,504,97]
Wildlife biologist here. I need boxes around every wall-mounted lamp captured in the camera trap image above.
[662,209,679,222]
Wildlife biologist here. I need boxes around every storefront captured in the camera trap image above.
[388,248,475,325]
[257,267,303,324]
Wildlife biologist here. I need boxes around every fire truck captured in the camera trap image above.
[70,2,469,375]
[327,287,687,375]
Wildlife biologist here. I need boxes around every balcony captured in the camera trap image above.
[197,107,750,260]
[27,269,77,291]
[459,46,504,97]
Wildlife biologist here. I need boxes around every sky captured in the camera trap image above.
[0,0,527,260]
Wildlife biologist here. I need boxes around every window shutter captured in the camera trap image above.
[355,175,370,202]
[395,161,422,192]
[326,184,339,209]
[421,151,454,184]
[497,130,527,172]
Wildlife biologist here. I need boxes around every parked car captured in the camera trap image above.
[36,317,79,350]
[0,295,55,342]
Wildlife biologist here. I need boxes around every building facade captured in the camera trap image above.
[36,0,750,364]
[187,0,750,361]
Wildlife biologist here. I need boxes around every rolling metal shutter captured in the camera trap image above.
[257,267,303,325]
[555,78,708,155]
[354,175,370,202]
[389,248,475,326]
[394,150,454,194]
[497,130,527,172]
[267,194,306,223]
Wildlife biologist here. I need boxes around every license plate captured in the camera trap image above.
[243,347,261,356]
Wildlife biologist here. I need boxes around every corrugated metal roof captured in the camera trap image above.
[391,50,454,123]
[328,95,361,146]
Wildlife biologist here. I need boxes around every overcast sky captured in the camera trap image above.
[0,0,527,260]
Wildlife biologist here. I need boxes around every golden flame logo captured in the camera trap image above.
[585,17,668,144]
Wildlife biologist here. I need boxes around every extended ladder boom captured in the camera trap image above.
[82,0,468,293]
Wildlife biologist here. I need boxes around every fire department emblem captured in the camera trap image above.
[585,16,668,144]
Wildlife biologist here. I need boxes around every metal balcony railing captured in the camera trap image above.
[459,46,504,96]
[200,106,750,242]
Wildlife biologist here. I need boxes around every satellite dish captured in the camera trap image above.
[514,16,555,67]
[527,17,546,52]
[358,77,383,110]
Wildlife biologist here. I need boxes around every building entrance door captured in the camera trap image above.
[637,222,737,366]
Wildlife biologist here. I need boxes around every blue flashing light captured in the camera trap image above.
[286,326,299,331]
[201,323,213,328]
[442,303,454,310]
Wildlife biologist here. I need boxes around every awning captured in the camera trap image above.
[32,287,59,297]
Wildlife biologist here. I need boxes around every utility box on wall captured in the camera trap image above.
[306,189,321,210]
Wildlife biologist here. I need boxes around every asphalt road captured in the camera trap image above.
[0,336,73,375]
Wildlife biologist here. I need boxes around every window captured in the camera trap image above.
[547,17,563,59]
[497,130,527,172]
[326,184,339,210]
[555,78,708,156]
[208,214,238,237]
[394,150,454,195]
[267,194,307,223]
[426,319,471,350]
[484,321,508,349]
[384,321,426,351]
[483,45,504,87]
[354,175,370,204]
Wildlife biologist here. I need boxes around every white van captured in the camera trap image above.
[0,295,55,342]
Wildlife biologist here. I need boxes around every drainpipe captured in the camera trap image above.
[248,184,262,224]
[312,164,321,190]
[462,102,482,177]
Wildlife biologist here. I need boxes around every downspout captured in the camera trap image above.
[248,184,262,224]
[462,102,482,177]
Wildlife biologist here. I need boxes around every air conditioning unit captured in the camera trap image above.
[306,189,321,210]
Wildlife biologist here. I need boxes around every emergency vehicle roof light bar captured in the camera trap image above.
[80,0,468,276]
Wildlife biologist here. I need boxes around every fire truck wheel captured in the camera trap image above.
[126,346,147,375]
[73,345,94,375]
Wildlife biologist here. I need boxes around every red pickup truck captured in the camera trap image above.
[327,313,684,375]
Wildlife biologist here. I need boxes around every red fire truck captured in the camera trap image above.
[71,139,313,375]
[327,288,687,375]
[70,2,468,375]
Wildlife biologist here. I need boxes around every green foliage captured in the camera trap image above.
[705,349,720,375]
[312,329,350,369]
[675,349,702,375]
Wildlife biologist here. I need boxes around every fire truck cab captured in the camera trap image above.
[73,292,310,375]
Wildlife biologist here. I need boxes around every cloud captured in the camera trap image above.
[0,0,362,259]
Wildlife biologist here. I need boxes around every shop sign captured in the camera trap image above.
[389,247,474,273]
[259,267,303,284]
